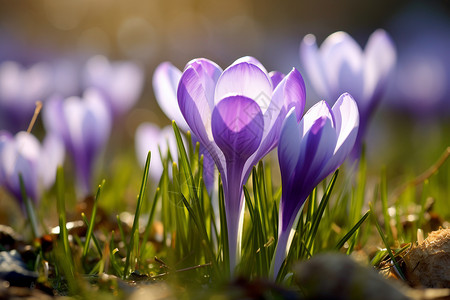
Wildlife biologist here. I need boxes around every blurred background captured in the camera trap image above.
[0,0,449,173]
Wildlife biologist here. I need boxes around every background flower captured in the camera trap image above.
[0,61,52,133]
[135,123,178,182]
[300,29,395,158]
[0,131,64,204]
[43,88,112,197]
[83,55,144,117]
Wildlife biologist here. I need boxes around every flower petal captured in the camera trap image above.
[185,58,223,110]
[0,131,13,185]
[177,65,214,144]
[320,31,364,101]
[301,100,334,136]
[300,34,332,100]
[363,29,396,109]
[231,56,268,74]
[2,132,41,201]
[177,61,226,175]
[269,71,285,89]
[39,134,65,189]
[277,108,301,191]
[211,95,263,162]
[244,68,307,180]
[318,93,359,179]
[214,62,273,113]
[152,62,189,131]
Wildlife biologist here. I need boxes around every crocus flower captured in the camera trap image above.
[273,93,359,278]
[83,55,144,117]
[0,61,52,133]
[43,88,112,197]
[177,56,306,271]
[135,123,178,182]
[0,131,64,204]
[300,29,395,158]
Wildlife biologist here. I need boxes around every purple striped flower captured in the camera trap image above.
[300,29,395,158]
[177,56,306,271]
[0,131,64,204]
[83,55,144,117]
[272,93,359,278]
[43,88,112,197]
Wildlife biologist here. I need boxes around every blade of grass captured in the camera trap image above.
[305,170,338,255]
[140,187,161,259]
[217,176,229,276]
[81,213,102,258]
[369,203,406,281]
[19,174,40,239]
[335,210,370,250]
[82,180,105,259]
[380,167,393,245]
[123,151,151,279]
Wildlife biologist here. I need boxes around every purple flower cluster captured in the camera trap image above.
[0,55,144,199]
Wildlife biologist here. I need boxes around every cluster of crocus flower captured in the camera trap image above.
[300,29,396,158]
[0,131,64,205]
[175,56,306,270]
[0,55,144,134]
[43,89,112,197]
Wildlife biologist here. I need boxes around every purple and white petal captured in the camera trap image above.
[39,134,65,189]
[269,71,285,89]
[363,29,396,107]
[299,34,331,100]
[214,62,272,112]
[318,93,359,179]
[231,56,269,75]
[152,62,189,131]
[185,58,223,110]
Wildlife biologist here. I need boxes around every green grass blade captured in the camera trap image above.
[19,174,40,239]
[82,180,105,259]
[369,203,406,281]
[123,151,151,279]
[140,187,161,259]
[172,121,197,201]
[81,213,103,258]
[335,210,370,250]
[305,170,338,254]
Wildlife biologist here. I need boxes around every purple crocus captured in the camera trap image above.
[0,131,64,204]
[135,123,178,182]
[177,56,306,270]
[0,61,52,133]
[43,88,112,197]
[300,29,395,158]
[153,62,216,192]
[272,93,359,278]
[83,55,144,117]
